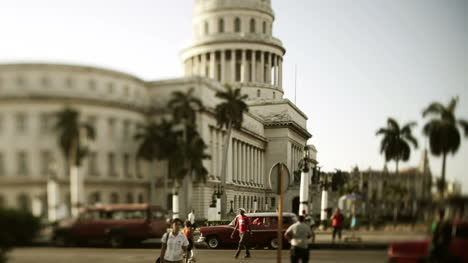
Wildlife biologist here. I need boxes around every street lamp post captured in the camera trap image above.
[214,184,224,220]
[299,146,312,215]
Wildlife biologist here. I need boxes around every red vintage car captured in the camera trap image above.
[53,204,168,248]
[197,212,297,249]
[387,220,468,263]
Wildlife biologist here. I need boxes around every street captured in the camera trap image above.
[9,247,387,263]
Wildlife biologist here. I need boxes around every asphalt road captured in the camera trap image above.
[9,247,388,263]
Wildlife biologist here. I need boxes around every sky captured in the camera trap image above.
[1,0,467,192]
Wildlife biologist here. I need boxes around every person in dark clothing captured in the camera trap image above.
[430,209,452,263]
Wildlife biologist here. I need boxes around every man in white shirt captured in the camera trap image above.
[160,218,189,263]
[284,216,312,263]
[187,209,195,227]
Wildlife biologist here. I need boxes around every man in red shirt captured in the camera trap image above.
[331,208,344,243]
[231,208,252,259]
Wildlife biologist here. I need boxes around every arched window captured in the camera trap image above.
[234,17,241,33]
[233,195,237,210]
[257,89,261,97]
[204,21,209,35]
[89,192,101,205]
[218,18,224,33]
[110,192,119,204]
[250,18,256,33]
[262,21,266,34]
[126,193,134,203]
[273,92,276,99]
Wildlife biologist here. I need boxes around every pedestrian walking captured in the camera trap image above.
[158,218,189,263]
[183,220,195,263]
[230,208,252,259]
[187,209,196,227]
[285,215,312,263]
[302,210,315,243]
[330,208,344,243]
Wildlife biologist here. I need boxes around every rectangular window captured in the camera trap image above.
[123,154,130,177]
[16,113,27,133]
[123,120,130,139]
[108,118,115,137]
[108,153,116,177]
[40,150,51,175]
[87,116,98,138]
[136,157,142,178]
[40,113,51,134]
[88,152,98,176]
[17,151,28,175]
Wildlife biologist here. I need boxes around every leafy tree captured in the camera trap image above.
[214,84,248,218]
[168,88,208,216]
[376,118,418,175]
[422,97,468,196]
[53,107,95,217]
[134,119,176,207]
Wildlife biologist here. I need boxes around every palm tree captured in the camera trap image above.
[214,84,248,218]
[53,107,95,218]
[422,97,468,196]
[134,119,176,207]
[376,118,419,175]
[167,88,207,217]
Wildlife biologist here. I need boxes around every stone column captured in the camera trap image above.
[251,50,256,83]
[220,50,226,83]
[260,52,265,84]
[210,51,216,79]
[275,55,279,87]
[266,52,271,84]
[243,143,247,184]
[232,139,237,183]
[231,49,236,83]
[241,49,247,82]
[201,53,207,76]
[279,57,283,90]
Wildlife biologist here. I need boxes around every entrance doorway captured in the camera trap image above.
[292,196,299,215]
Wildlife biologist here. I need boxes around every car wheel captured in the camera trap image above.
[109,233,126,248]
[206,236,220,249]
[268,238,279,249]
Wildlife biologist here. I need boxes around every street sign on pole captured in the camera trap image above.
[269,163,290,194]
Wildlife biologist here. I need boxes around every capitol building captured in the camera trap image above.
[0,0,315,221]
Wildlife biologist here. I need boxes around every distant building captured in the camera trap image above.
[308,150,432,219]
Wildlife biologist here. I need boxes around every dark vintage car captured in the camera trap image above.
[387,220,468,263]
[53,204,167,248]
[197,212,297,249]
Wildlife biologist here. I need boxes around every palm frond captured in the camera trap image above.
[459,119,468,137]
[422,102,446,118]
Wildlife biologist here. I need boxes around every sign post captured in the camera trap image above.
[269,162,289,263]
[277,163,284,263]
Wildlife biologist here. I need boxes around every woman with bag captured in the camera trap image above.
[157,218,189,263]
[183,220,195,263]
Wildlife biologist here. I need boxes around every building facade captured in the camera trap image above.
[0,0,314,221]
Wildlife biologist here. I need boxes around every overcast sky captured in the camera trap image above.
[1,0,467,192]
